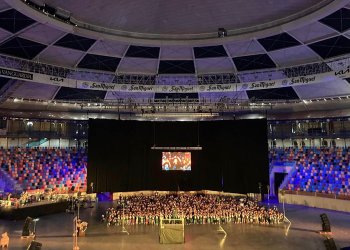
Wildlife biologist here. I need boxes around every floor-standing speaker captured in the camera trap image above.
[320,213,331,233]
[22,217,33,237]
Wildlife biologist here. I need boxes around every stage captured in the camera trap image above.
[0,200,69,220]
[0,202,349,249]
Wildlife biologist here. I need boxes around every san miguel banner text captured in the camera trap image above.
[0,66,349,93]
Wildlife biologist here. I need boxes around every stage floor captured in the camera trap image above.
[0,202,349,250]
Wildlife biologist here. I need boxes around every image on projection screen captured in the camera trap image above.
[162,152,191,171]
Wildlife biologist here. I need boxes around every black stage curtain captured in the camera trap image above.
[88,119,268,194]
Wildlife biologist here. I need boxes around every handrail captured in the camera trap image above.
[279,163,297,191]
[283,190,350,201]
[0,167,22,194]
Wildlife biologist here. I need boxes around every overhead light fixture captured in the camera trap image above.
[55,7,71,21]
[27,0,45,9]
[218,28,227,38]
[43,4,56,15]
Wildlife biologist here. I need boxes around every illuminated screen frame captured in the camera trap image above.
[162,152,191,171]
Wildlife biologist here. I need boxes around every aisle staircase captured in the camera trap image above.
[269,160,296,196]
[21,138,49,147]
[0,167,23,194]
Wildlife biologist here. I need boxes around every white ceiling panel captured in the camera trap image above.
[88,40,128,57]
[0,0,10,11]
[19,23,66,44]
[0,28,11,42]
[344,30,350,40]
[225,40,265,57]
[326,57,350,71]
[268,45,321,67]
[288,22,338,44]
[117,58,158,74]
[293,79,350,99]
[11,82,59,100]
[37,46,84,67]
[195,58,234,74]
[160,46,193,60]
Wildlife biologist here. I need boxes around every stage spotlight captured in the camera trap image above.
[27,0,44,10]
[43,4,56,15]
[55,7,71,22]
[218,28,227,38]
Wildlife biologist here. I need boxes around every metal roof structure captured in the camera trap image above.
[0,0,350,120]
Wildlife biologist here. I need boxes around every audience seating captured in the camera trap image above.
[3,146,349,196]
[0,147,87,192]
[270,147,350,195]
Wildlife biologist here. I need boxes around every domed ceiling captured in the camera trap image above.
[40,0,328,38]
[0,0,349,119]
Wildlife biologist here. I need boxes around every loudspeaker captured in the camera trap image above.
[320,213,331,233]
[324,238,337,250]
[27,240,42,250]
[22,217,33,237]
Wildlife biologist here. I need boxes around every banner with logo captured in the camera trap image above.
[33,73,74,87]
[0,66,350,93]
[333,66,350,79]
[0,67,33,81]
[75,72,339,93]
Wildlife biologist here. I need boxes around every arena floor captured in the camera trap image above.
[0,202,349,250]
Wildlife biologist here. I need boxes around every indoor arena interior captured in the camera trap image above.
[0,0,350,249]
